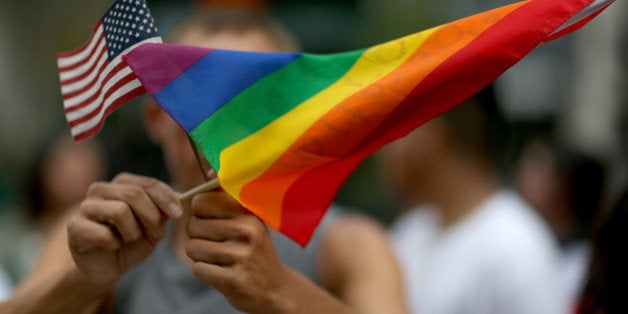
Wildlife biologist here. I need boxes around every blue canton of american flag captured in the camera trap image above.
[102,0,159,59]
[57,0,162,142]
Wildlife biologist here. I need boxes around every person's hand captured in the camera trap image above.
[186,191,292,313]
[67,173,182,287]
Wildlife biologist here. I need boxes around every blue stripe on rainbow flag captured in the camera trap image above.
[154,49,301,132]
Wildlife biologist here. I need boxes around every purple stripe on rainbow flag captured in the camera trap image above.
[128,45,301,132]
[123,44,211,96]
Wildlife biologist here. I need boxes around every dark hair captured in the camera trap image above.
[440,84,505,167]
[23,139,54,220]
[579,188,628,313]
[166,7,299,51]
[553,147,607,229]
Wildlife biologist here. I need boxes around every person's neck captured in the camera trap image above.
[422,158,499,229]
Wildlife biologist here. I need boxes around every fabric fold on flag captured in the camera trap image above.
[57,0,162,141]
[125,0,612,246]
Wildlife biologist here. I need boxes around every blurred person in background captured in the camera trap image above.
[384,86,566,314]
[577,81,628,313]
[515,138,607,311]
[577,185,628,313]
[0,8,408,314]
[0,132,107,284]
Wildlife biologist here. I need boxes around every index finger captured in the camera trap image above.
[112,173,182,218]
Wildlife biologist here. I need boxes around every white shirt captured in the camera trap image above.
[0,266,11,301]
[390,190,566,314]
[559,240,591,312]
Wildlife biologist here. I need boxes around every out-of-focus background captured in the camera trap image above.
[0,0,625,228]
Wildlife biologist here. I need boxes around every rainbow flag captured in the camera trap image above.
[124,0,613,245]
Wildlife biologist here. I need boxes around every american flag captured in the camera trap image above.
[57,0,162,141]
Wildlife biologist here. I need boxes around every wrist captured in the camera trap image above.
[8,264,112,314]
[65,264,115,296]
[264,267,354,314]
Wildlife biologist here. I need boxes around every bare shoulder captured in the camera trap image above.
[318,212,409,314]
[323,213,390,249]
[20,206,75,287]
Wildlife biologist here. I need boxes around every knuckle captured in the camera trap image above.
[112,172,132,182]
[94,229,117,249]
[86,182,106,196]
[66,215,81,236]
[79,199,101,217]
[110,202,129,221]
[232,246,252,262]
[79,198,93,210]
[143,214,163,233]
[140,177,160,189]
[191,262,208,282]
[234,220,261,242]
[191,196,210,216]
[235,224,256,242]
[128,231,142,243]
[185,240,201,260]
[120,185,143,202]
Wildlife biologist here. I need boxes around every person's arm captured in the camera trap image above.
[186,191,356,314]
[0,263,109,314]
[0,173,182,313]
[317,214,409,314]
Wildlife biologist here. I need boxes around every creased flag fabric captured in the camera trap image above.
[57,0,162,142]
[125,0,612,246]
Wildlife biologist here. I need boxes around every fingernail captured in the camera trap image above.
[170,203,183,218]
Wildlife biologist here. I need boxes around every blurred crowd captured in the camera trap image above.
[0,0,626,313]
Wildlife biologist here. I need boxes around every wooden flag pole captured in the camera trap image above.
[178,178,220,201]
[177,134,222,201]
